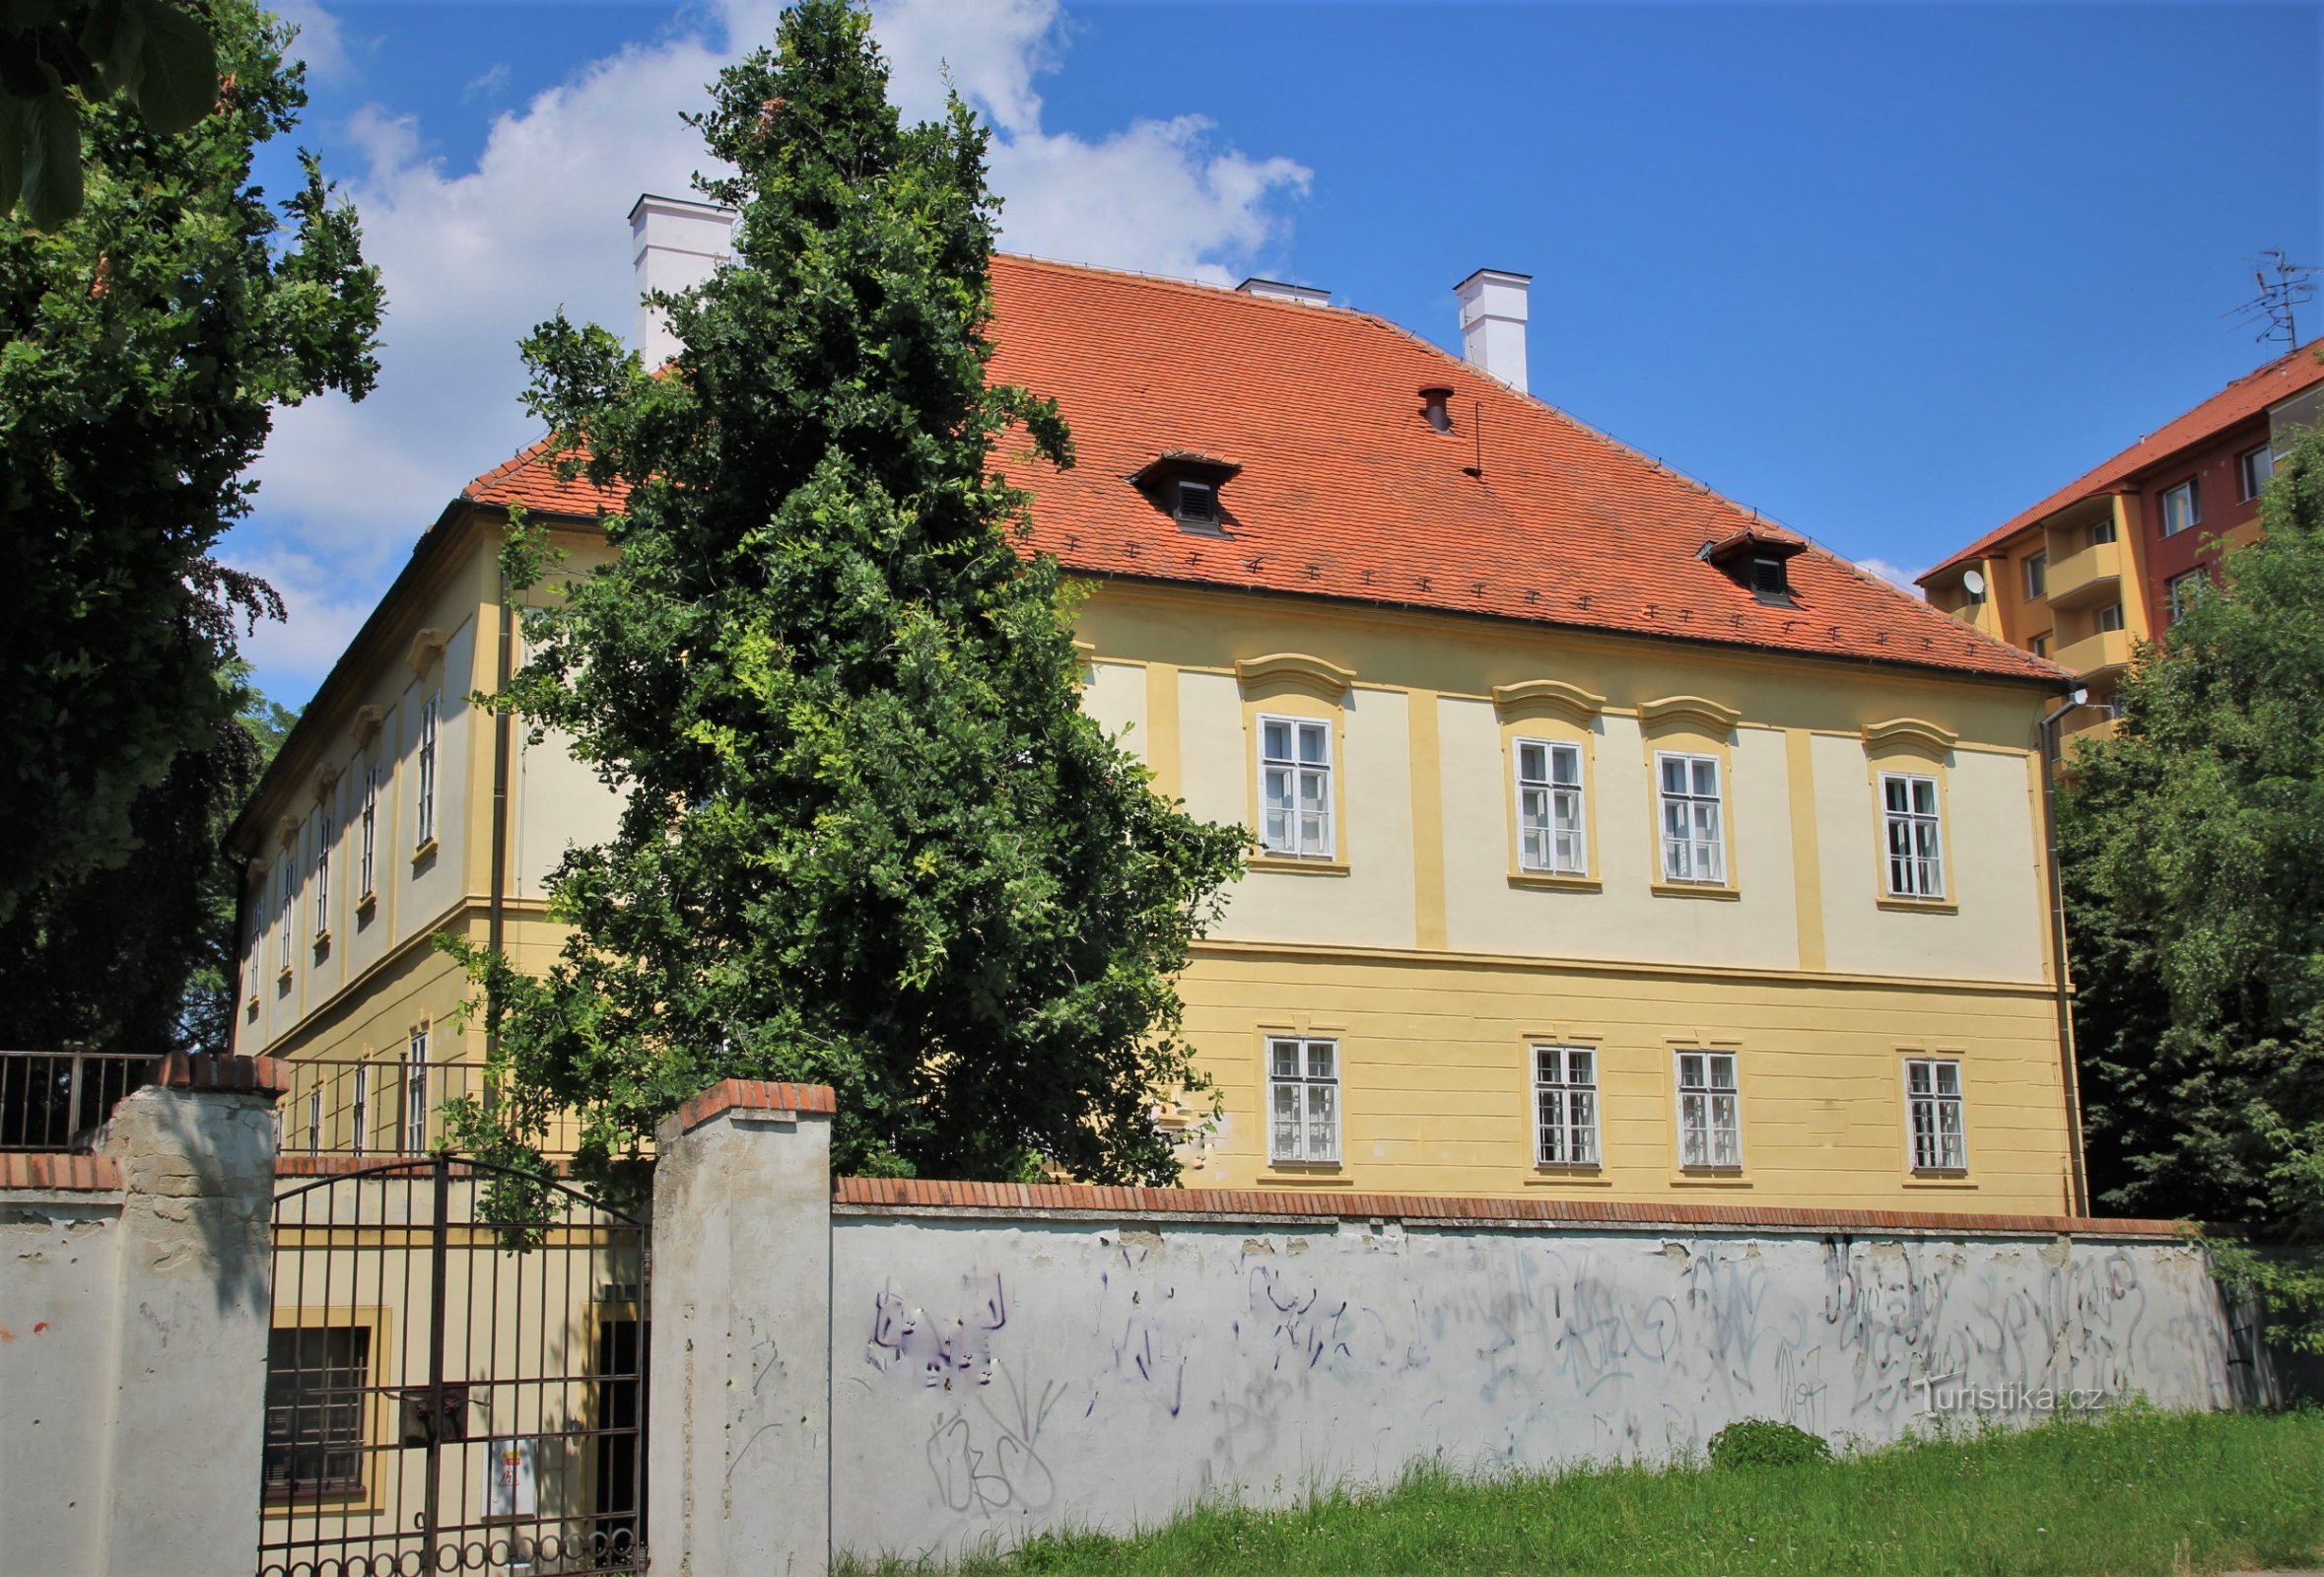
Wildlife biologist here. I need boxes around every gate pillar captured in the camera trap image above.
[650,1080,837,1577]
[102,1053,287,1577]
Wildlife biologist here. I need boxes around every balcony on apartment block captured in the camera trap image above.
[2056,625,2133,678]
[2040,534,2125,612]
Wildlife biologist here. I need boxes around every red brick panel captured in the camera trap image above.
[675,1079,840,1133]
[152,1052,291,1098]
[0,1153,123,1192]
[831,1176,2184,1238]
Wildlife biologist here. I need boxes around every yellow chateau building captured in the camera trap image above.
[230,199,2088,1213]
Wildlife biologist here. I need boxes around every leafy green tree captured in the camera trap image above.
[0,0,380,926]
[448,0,1243,1195]
[0,663,293,1055]
[1,0,219,227]
[2060,401,2324,1347]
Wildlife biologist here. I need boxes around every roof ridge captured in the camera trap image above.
[994,250,1358,317]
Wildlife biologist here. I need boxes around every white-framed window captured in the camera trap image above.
[2160,479,2200,536]
[358,765,377,898]
[2029,633,2050,658]
[2022,551,2047,599]
[2238,444,2276,501]
[403,1027,430,1155]
[1905,1057,1966,1172]
[1676,1050,1741,1169]
[1656,752,1726,884]
[1259,716,1333,858]
[307,1088,321,1157]
[415,695,441,848]
[2088,515,2117,546]
[1880,772,1945,899]
[277,856,295,963]
[2166,569,2207,625]
[312,811,332,935]
[1266,1037,1339,1164]
[1534,1045,1600,1165]
[1515,738,1586,874]
[2096,602,2126,634]
[349,1063,368,1159]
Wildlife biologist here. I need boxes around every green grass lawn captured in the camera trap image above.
[843,1406,2324,1577]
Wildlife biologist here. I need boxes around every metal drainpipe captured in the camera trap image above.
[2039,706,2091,1217]
[486,564,514,1076]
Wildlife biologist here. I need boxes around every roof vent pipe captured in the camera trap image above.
[1418,385,1455,434]
[629,192,737,368]
[1455,268,1531,394]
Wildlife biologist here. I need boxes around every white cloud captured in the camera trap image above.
[229,0,1310,705]
[462,63,512,103]
[1855,557,1927,595]
[272,0,348,82]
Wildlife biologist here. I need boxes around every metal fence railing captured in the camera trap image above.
[0,1051,154,1150]
[276,1057,584,1159]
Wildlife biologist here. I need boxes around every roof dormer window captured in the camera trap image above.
[1698,526,1806,607]
[1129,449,1242,536]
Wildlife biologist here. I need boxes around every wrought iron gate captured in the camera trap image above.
[258,1154,649,1577]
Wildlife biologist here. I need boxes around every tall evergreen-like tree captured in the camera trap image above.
[454,0,1243,1192]
[0,0,380,925]
[2061,401,2324,1347]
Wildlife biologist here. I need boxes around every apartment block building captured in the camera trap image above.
[1920,340,2324,739]
[227,199,2091,1213]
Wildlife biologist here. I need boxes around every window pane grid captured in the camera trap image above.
[1267,1037,1339,1164]
[415,695,440,847]
[1881,773,1945,898]
[1260,717,1333,858]
[1516,739,1587,873]
[263,1325,371,1500]
[1906,1058,1966,1171]
[1534,1045,1600,1165]
[1657,753,1725,884]
[1676,1051,1741,1169]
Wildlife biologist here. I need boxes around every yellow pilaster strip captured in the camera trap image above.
[1783,727,1827,974]
[1143,661,1183,800]
[1408,688,1449,951]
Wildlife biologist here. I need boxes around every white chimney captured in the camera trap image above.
[1455,268,1531,394]
[629,192,737,368]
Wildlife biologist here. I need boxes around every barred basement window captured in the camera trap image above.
[263,1325,372,1500]
[1880,773,1945,899]
[1534,1045,1600,1166]
[1656,753,1726,884]
[1906,1058,1966,1172]
[1515,738,1586,874]
[1259,716,1333,858]
[1267,1037,1339,1164]
[1676,1050,1741,1169]
[415,694,441,848]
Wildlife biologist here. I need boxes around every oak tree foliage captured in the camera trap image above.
[0,0,380,925]
[2061,400,2324,1348]
[448,0,1243,1196]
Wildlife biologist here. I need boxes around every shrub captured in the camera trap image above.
[1708,1418,1833,1469]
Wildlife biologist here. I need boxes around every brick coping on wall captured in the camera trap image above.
[0,1153,122,1193]
[157,1052,291,1097]
[831,1177,2189,1241]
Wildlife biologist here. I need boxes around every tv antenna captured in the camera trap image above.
[2228,249,2318,352]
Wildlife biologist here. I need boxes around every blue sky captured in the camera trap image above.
[236,0,2322,708]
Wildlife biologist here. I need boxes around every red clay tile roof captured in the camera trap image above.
[1922,337,2324,583]
[465,254,2065,686]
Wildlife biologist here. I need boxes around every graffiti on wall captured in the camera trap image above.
[831,1221,2240,1557]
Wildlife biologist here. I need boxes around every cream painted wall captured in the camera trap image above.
[513,723,622,900]
[1080,658,1146,750]
[1811,734,2047,984]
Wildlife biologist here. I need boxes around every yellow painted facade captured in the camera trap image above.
[236,508,2083,1214]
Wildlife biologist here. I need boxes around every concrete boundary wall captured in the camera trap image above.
[0,1054,289,1577]
[651,1081,2274,1575]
